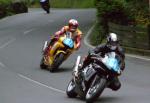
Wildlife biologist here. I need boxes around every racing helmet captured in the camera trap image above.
[107,33,119,50]
[68,19,79,32]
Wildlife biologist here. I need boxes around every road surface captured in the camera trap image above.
[0,8,150,103]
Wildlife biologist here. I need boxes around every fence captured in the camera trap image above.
[108,22,150,50]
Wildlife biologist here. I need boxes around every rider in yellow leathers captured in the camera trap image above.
[44,19,82,63]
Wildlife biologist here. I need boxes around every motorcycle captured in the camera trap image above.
[40,32,75,72]
[66,52,122,103]
[40,0,50,13]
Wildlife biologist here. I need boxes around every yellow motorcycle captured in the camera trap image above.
[40,32,75,72]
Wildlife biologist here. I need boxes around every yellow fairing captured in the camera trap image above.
[46,36,74,66]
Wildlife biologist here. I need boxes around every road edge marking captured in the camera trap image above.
[0,38,16,49]
[23,28,35,35]
[18,74,65,94]
[84,24,150,61]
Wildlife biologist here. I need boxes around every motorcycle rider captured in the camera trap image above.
[76,33,125,91]
[44,19,82,56]
[40,0,50,14]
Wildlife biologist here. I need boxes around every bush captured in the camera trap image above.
[0,0,11,18]
[11,1,28,14]
[90,23,102,45]
[0,0,28,19]
[95,0,131,41]
[28,0,95,8]
[126,0,150,27]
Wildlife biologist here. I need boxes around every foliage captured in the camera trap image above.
[51,0,95,8]
[0,0,11,4]
[0,0,12,18]
[90,23,102,46]
[95,0,131,42]
[0,0,28,19]
[28,0,95,8]
[125,0,150,27]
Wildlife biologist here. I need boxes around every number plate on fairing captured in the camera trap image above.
[83,64,96,81]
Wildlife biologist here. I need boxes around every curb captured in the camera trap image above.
[84,24,150,61]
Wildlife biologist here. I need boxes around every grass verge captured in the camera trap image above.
[29,0,95,8]
[90,23,150,56]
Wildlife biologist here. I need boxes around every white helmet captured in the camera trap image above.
[107,33,119,50]
[68,19,79,32]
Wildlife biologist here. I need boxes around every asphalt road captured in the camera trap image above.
[0,8,150,103]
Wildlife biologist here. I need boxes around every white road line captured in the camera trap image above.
[0,38,16,49]
[48,20,54,23]
[23,28,35,35]
[126,54,150,61]
[18,74,65,94]
[84,24,95,49]
[84,24,150,61]
[0,62,6,68]
[0,61,66,94]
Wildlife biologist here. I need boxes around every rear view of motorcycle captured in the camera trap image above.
[40,0,50,14]
[66,52,122,103]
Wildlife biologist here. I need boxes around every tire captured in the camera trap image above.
[66,79,78,98]
[40,57,47,69]
[86,75,107,103]
[50,53,65,72]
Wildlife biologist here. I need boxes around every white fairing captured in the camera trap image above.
[83,64,96,81]
[43,41,48,52]
[102,52,121,74]
[102,52,115,64]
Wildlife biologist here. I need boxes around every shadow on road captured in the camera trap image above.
[96,96,121,103]
[69,96,121,103]
[53,67,72,73]
[39,66,72,73]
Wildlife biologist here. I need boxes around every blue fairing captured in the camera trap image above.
[63,38,74,48]
[105,57,120,72]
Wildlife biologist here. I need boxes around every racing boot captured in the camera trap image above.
[107,77,121,91]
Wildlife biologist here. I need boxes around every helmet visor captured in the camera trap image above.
[109,41,118,46]
[70,26,77,32]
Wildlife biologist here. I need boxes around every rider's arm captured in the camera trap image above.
[118,46,125,71]
[55,26,67,37]
[92,44,106,54]
[75,35,81,49]
[75,31,82,50]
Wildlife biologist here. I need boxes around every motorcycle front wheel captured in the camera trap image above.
[86,75,107,103]
[40,57,47,69]
[66,79,78,98]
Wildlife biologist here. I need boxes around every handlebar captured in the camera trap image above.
[90,53,102,62]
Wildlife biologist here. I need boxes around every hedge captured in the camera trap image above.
[0,0,28,19]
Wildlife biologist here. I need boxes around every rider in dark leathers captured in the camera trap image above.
[78,33,125,91]
[40,0,50,14]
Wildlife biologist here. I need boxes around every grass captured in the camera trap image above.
[89,23,103,46]
[29,0,95,8]
[51,0,95,8]
[0,0,11,4]
[90,22,150,56]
